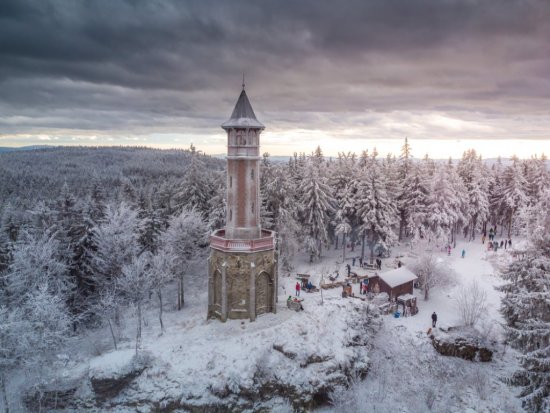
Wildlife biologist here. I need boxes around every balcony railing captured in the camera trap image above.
[210,229,275,252]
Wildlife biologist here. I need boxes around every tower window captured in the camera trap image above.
[251,169,254,180]
[230,209,232,221]
[251,202,255,213]
[229,176,232,188]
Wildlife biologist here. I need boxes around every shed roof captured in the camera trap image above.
[221,89,265,130]
[397,293,416,302]
[379,267,418,288]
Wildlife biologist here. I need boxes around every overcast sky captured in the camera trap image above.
[1,0,549,158]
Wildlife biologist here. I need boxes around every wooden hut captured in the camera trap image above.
[375,267,418,300]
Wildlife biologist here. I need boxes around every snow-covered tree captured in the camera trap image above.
[174,144,215,217]
[500,189,550,411]
[425,165,459,244]
[159,209,207,310]
[396,137,413,241]
[117,254,153,354]
[6,230,71,307]
[149,251,176,333]
[402,162,430,241]
[355,152,397,263]
[411,249,454,300]
[500,156,528,238]
[92,203,140,291]
[456,281,487,327]
[458,150,489,240]
[297,161,335,262]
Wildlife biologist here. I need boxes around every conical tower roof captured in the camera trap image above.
[221,89,265,130]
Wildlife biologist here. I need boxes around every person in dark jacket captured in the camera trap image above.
[432,312,437,328]
[346,264,351,276]
[500,240,504,248]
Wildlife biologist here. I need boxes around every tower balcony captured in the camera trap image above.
[210,228,275,253]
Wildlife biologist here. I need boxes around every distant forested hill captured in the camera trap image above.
[0,146,225,210]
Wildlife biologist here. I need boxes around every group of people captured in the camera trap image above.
[446,245,466,258]
[296,280,315,296]
[487,238,512,251]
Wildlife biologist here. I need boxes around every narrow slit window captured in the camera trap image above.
[229,175,232,188]
[251,202,255,213]
[229,209,232,221]
[251,169,254,180]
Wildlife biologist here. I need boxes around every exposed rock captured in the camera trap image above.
[431,328,493,362]
[300,353,333,367]
[91,367,146,402]
[272,343,297,360]
[24,385,78,412]
[89,351,151,402]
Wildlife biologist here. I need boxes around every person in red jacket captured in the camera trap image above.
[295,281,301,297]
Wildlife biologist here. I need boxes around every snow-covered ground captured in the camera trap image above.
[314,238,524,413]
[16,237,524,412]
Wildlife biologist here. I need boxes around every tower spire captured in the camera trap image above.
[242,72,245,90]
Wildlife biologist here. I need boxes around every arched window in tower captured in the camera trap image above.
[251,202,255,214]
[229,175,232,188]
[251,169,254,180]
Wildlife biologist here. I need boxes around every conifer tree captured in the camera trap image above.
[355,153,397,263]
[500,189,550,412]
[297,160,335,262]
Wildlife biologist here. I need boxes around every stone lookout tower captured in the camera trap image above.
[207,84,277,322]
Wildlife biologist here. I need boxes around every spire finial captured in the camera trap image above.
[242,72,245,90]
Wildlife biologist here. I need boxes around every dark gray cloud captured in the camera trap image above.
[1,0,549,148]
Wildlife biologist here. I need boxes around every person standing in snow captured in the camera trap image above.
[508,238,512,248]
[359,257,363,267]
[346,264,351,276]
[447,245,451,256]
[432,312,437,328]
[352,257,356,267]
[295,281,301,297]
[500,240,504,248]
[461,249,465,258]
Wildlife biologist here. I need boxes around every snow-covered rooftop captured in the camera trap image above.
[221,89,265,130]
[379,267,418,288]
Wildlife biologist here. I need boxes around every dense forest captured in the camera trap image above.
[0,143,549,411]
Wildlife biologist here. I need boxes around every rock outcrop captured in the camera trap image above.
[27,299,381,413]
[431,328,494,362]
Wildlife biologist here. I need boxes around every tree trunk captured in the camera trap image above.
[136,301,142,355]
[424,283,429,301]
[0,373,9,413]
[369,241,374,265]
[398,212,405,241]
[335,234,339,250]
[342,233,346,262]
[177,274,184,310]
[361,231,366,260]
[453,224,457,248]
[158,288,164,334]
[107,318,117,350]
